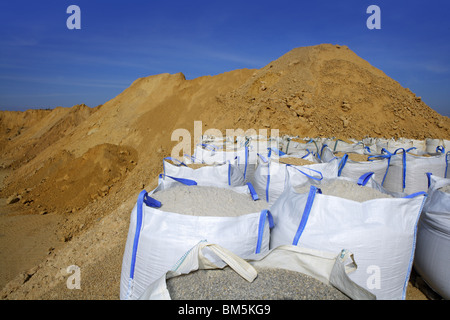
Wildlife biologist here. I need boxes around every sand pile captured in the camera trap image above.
[0,43,447,300]
[212,44,450,140]
[0,104,97,170]
[0,109,52,153]
[3,144,137,211]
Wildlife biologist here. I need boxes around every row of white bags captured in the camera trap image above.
[195,135,449,161]
[188,140,449,200]
[121,153,430,300]
[279,136,450,156]
[174,138,449,299]
[320,145,449,195]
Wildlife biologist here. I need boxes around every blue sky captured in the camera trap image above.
[0,0,449,117]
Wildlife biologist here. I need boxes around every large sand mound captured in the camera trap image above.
[212,44,449,139]
[0,44,447,299]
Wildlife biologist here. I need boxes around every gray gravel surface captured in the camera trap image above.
[151,185,268,216]
[167,266,350,300]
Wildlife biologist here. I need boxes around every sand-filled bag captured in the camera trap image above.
[320,146,390,187]
[269,173,427,300]
[414,174,450,299]
[281,137,325,156]
[326,139,366,155]
[190,144,258,184]
[162,157,245,187]
[381,149,449,194]
[139,242,375,300]
[251,154,339,205]
[120,180,273,300]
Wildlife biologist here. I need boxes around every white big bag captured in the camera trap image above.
[251,154,339,205]
[120,179,273,300]
[382,149,448,194]
[162,157,245,187]
[269,172,427,300]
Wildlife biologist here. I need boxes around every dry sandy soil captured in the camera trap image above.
[1,44,448,300]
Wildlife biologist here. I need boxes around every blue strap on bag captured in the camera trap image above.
[371,147,406,191]
[162,157,187,180]
[403,191,427,199]
[367,148,392,187]
[268,147,286,157]
[266,161,271,202]
[247,182,259,201]
[301,149,313,159]
[163,156,187,167]
[200,143,219,151]
[129,190,146,280]
[162,157,197,186]
[129,190,162,281]
[286,164,323,182]
[228,160,232,186]
[436,146,445,154]
[357,172,375,186]
[159,174,198,186]
[255,209,274,254]
[244,145,249,179]
[337,154,348,177]
[143,193,162,208]
[426,172,433,189]
[446,152,449,178]
[319,144,328,159]
[393,148,407,191]
[292,185,321,246]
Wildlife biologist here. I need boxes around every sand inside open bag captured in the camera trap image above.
[439,184,450,193]
[166,266,350,300]
[294,179,393,202]
[150,185,269,216]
